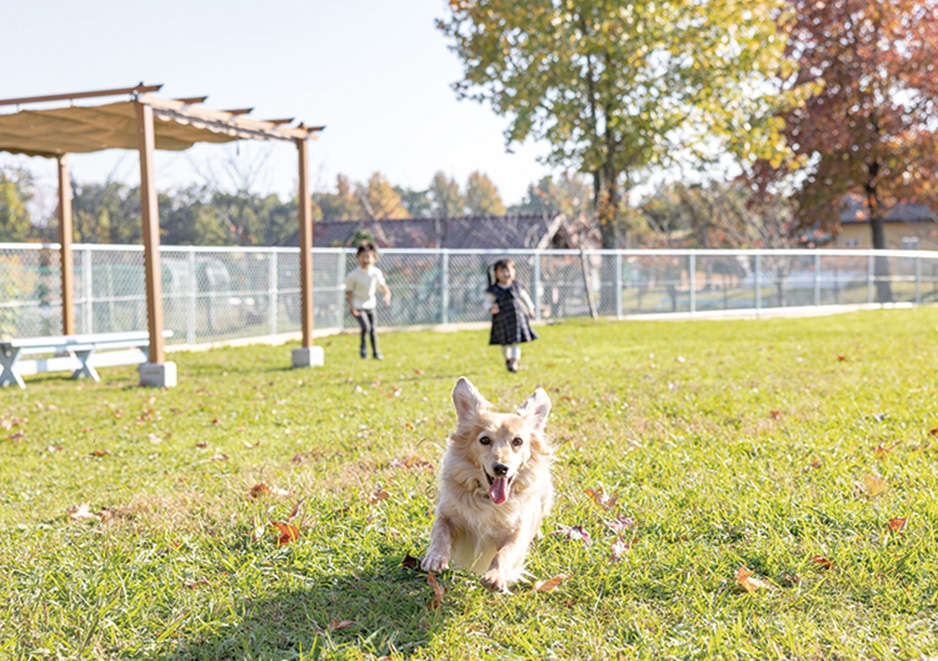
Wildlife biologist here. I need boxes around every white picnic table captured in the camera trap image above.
[0,330,172,388]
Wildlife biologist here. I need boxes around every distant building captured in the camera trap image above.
[834,195,938,249]
[282,213,580,250]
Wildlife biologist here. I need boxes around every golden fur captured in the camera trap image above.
[422,377,553,591]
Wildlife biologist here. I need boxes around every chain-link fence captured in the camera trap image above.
[3,243,938,344]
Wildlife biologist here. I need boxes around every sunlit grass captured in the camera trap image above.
[1,309,937,659]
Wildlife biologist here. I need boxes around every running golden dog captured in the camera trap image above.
[422,377,553,591]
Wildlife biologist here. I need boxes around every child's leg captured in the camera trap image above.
[511,344,521,362]
[355,309,371,357]
[366,309,381,358]
[501,345,510,359]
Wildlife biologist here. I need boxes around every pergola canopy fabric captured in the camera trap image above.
[0,95,319,157]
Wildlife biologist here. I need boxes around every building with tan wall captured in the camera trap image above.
[833,196,938,249]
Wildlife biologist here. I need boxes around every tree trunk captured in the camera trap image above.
[866,167,893,303]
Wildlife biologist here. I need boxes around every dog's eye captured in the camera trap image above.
[512,437,524,447]
[479,436,491,445]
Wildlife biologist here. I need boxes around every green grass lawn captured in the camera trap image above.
[2,310,937,660]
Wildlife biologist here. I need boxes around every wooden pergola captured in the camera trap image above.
[0,83,326,385]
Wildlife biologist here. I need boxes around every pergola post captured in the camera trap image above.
[55,154,75,336]
[134,100,176,387]
[291,136,324,368]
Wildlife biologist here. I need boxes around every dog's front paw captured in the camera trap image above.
[480,569,509,592]
[421,550,449,573]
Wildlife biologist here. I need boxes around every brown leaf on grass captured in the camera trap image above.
[210,453,229,462]
[769,410,783,420]
[290,454,304,463]
[605,514,637,532]
[427,572,445,609]
[369,489,390,504]
[584,487,618,511]
[79,425,93,433]
[250,483,270,498]
[812,555,833,570]
[864,475,888,496]
[185,579,210,589]
[8,431,24,440]
[243,439,261,448]
[531,574,571,593]
[550,524,592,546]
[873,442,898,460]
[270,521,298,545]
[837,355,847,362]
[247,518,265,542]
[328,620,355,631]
[195,441,210,448]
[402,554,421,571]
[610,537,635,562]
[45,445,64,452]
[90,449,109,457]
[734,567,775,593]
[288,498,305,520]
[888,517,908,533]
[929,428,938,437]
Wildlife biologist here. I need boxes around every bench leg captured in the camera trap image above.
[71,349,100,382]
[0,347,25,388]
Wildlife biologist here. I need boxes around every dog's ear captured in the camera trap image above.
[452,377,487,423]
[518,387,551,431]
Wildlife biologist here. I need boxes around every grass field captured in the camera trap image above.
[2,309,937,660]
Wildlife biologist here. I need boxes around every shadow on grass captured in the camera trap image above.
[159,558,445,660]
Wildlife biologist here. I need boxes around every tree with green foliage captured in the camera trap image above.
[513,173,591,219]
[71,181,141,244]
[0,169,33,242]
[439,0,796,248]
[429,171,465,218]
[464,171,506,216]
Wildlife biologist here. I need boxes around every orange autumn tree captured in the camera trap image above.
[749,0,938,302]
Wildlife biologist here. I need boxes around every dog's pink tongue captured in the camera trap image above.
[490,477,509,505]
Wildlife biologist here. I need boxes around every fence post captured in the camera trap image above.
[268,250,278,336]
[440,250,450,324]
[187,248,197,345]
[814,252,821,306]
[335,250,345,331]
[533,251,542,321]
[614,252,623,320]
[82,246,93,334]
[867,253,875,304]
[755,253,762,310]
[689,253,696,314]
[915,257,922,304]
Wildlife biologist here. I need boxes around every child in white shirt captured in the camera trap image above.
[346,241,391,360]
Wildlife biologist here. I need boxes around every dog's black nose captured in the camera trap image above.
[492,463,509,477]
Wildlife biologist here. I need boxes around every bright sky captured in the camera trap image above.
[0,0,552,214]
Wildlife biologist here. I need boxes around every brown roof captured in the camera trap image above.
[288,213,571,249]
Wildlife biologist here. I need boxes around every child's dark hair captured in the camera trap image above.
[487,258,515,287]
[356,241,378,256]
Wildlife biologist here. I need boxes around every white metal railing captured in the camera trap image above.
[2,243,936,345]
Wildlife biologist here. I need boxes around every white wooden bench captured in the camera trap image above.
[0,330,173,388]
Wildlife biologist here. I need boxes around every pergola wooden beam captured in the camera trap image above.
[0,83,162,107]
[264,118,294,125]
[222,108,254,115]
[174,96,208,105]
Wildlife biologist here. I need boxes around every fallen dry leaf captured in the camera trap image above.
[734,567,774,593]
[210,453,229,462]
[427,572,445,609]
[769,410,783,420]
[288,498,305,520]
[369,489,390,504]
[328,620,355,631]
[270,521,298,545]
[584,487,618,511]
[531,574,571,593]
[888,517,908,533]
[402,553,421,571]
[610,537,635,562]
[250,483,271,498]
[873,442,898,460]
[812,555,833,570]
[550,525,592,546]
[195,441,210,448]
[606,514,638,532]
[90,449,109,457]
[864,475,888,496]
[930,428,938,437]
[45,445,64,452]
[67,503,97,521]
[185,579,210,589]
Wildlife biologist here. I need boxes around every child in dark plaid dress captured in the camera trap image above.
[487,258,537,372]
